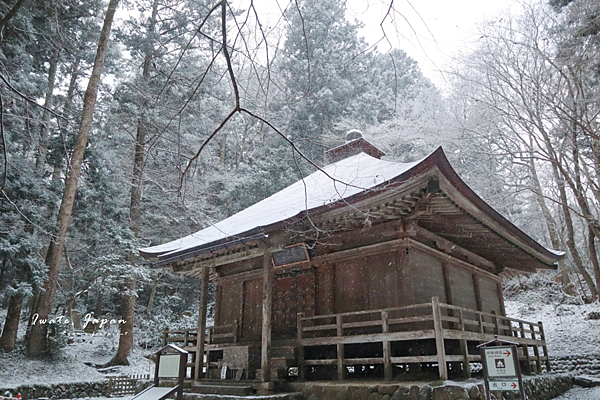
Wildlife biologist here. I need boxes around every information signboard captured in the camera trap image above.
[157,354,181,378]
[482,346,517,379]
[480,344,525,400]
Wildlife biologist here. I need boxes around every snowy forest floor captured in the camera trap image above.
[1,274,600,389]
[0,325,156,388]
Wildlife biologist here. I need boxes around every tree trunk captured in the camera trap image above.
[0,0,28,42]
[34,41,61,176]
[146,270,163,320]
[528,148,574,294]
[106,276,135,366]
[554,166,598,302]
[589,229,600,300]
[0,292,23,352]
[94,288,103,318]
[220,132,227,165]
[26,0,120,358]
[130,0,158,238]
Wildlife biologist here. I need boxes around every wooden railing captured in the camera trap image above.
[160,298,550,382]
[296,297,550,381]
[163,321,240,348]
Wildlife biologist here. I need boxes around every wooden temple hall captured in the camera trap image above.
[139,131,563,387]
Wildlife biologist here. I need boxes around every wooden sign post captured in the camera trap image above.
[153,344,188,400]
[478,338,525,400]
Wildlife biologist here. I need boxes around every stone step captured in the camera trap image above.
[255,368,288,382]
[193,379,258,387]
[184,393,303,400]
[191,384,253,396]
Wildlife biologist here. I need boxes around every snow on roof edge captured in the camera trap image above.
[139,151,423,259]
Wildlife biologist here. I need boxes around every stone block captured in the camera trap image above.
[574,375,600,387]
[431,385,469,400]
[391,386,411,400]
[378,385,399,395]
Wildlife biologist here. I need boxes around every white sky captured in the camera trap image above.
[345,0,523,88]
[252,0,523,89]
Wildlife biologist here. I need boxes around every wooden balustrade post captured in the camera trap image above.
[519,321,532,374]
[431,297,448,380]
[162,327,168,346]
[184,329,189,347]
[336,315,344,381]
[297,313,305,381]
[539,321,551,371]
[477,313,484,333]
[458,309,470,378]
[491,310,499,335]
[381,311,392,381]
[234,319,239,344]
[530,323,541,373]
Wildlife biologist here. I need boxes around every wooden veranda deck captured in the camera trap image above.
[163,297,550,381]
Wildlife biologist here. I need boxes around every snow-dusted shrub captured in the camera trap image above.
[503,271,565,305]
[587,311,600,320]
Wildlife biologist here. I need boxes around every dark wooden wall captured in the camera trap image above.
[215,240,504,343]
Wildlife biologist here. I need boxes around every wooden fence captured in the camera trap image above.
[108,374,150,395]
[297,297,549,380]
[162,297,549,382]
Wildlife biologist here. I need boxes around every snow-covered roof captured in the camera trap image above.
[139,146,565,271]
[139,152,421,260]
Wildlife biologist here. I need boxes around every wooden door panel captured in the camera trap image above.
[242,278,263,340]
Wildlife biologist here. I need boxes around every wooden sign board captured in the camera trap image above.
[482,346,517,378]
[480,345,524,400]
[157,354,181,378]
[272,243,309,267]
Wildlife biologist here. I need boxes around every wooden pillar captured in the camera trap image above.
[336,315,344,380]
[458,309,471,378]
[491,310,499,335]
[531,323,541,373]
[261,250,273,383]
[477,313,484,333]
[382,311,392,381]
[519,321,532,374]
[496,282,508,335]
[195,265,209,381]
[297,312,305,381]
[431,296,448,380]
[497,282,506,316]
[538,321,551,371]
[442,264,453,305]
[473,275,482,311]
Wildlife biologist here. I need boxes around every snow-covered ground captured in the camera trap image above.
[0,325,155,389]
[553,386,600,399]
[505,300,600,359]
[2,277,600,392]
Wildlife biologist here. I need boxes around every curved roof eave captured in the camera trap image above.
[140,147,564,267]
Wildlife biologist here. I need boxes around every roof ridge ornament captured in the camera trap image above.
[325,129,385,164]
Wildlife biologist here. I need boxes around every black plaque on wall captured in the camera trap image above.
[272,243,310,267]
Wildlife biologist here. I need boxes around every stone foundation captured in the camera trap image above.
[0,381,109,400]
[283,373,573,400]
[551,355,600,375]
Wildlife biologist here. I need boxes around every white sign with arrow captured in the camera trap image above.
[483,346,517,378]
[479,341,525,399]
[489,379,520,391]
